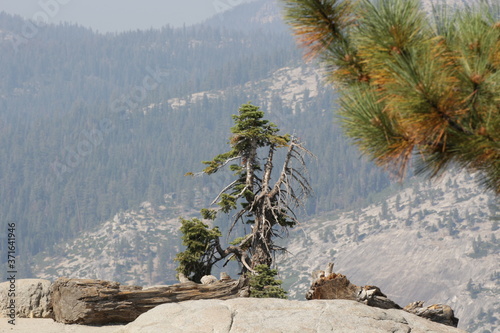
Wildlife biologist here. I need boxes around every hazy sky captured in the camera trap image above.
[0,0,246,32]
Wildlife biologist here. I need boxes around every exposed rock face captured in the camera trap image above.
[115,298,467,333]
[0,279,52,318]
[357,285,402,310]
[50,278,140,324]
[50,277,248,325]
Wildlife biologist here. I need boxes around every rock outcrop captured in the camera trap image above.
[50,277,248,324]
[0,277,465,332]
[0,279,52,318]
[200,275,218,285]
[306,272,459,327]
[115,298,467,333]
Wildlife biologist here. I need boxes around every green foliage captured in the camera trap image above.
[174,218,222,283]
[249,265,287,299]
[229,236,250,248]
[282,0,500,194]
[198,102,298,229]
[219,193,238,213]
[200,208,217,220]
[230,103,290,149]
[202,103,289,177]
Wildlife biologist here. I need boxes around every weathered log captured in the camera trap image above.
[404,301,459,327]
[306,273,359,301]
[50,277,248,325]
[306,273,401,309]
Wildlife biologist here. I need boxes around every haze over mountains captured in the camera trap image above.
[0,0,245,32]
[0,0,389,277]
[0,0,498,332]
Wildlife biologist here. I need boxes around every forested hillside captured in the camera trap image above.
[0,10,389,277]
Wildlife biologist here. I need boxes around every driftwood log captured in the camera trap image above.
[50,277,248,325]
[306,272,458,327]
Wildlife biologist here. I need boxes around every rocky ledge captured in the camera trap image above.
[116,298,467,333]
[0,299,468,333]
[0,279,468,332]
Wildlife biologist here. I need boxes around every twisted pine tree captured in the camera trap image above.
[281,0,500,194]
[176,103,312,282]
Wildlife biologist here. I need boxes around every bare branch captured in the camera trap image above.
[210,155,242,173]
[214,234,256,274]
[210,179,239,205]
[228,206,251,237]
[268,138,313,201]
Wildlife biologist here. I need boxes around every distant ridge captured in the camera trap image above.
[202,0,288,32]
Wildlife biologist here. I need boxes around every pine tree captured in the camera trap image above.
[176,103,312,281]
[249,265,287,299]
[175,218,222,283]
[282,0,500,194]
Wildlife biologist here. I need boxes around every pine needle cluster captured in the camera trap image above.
[249,264,287,299]
[282,0,500,194]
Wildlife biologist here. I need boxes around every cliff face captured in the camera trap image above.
[115,298,467,333]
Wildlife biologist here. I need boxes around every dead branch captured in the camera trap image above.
[210,179,239,205]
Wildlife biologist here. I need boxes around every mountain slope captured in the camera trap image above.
[203,0,288,32]
[0,8,390,272]
[34,201,188,286]
[0,10,304,268]
[31,61,381,285]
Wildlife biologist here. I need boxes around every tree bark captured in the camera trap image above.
[306,273,360,301]
[250,215,273,268]
[50,277,248,325]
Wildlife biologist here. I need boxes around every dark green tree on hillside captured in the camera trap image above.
[175,103,313,282]
[281,0,500,194]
